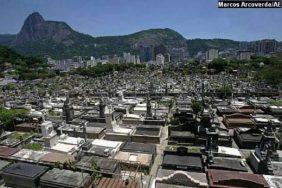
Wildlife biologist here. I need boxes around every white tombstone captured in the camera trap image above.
[41,121,56,137]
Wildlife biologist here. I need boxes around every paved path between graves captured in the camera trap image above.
[147,125,168,187]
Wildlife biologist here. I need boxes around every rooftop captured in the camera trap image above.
[0,146,20,157]
[40,168,91,187]
[208,157,248,172]
[120,142,156,155]
[3,162,48,178]
[163,154,203,172]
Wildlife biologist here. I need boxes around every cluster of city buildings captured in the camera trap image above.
[239,39,278,56]
[47,51,169,72]
[46,39,280,72]
[47,56,110,72]
[46,42,188,72]
[196,39,279,63]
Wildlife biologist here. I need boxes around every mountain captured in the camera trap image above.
[10,12,98,58]
[0,12,187,59]
[0,12,280,59]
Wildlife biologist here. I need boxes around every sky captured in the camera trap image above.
[0,0,281,41]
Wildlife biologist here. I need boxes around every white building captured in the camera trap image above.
[47,58,56,65]
[136,56,141,64]
[123,52,137,64]
[206,49,219,62]
[156,53,165,66]
[195,51,206,63]
[86,56,97,67]
[238,51,253,60]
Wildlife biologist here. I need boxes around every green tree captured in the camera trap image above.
[6,83,16,90]
[191,100,202,115]
[216,85,232,98]
[0,108,29,130]
[259,62,282,86]
[208,58,229,73]
[0,45,55,80]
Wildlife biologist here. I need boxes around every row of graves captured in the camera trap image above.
[0,92,172,188]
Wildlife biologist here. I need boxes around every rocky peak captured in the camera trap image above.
[24,12,45,26]
[15,12,75,44]
[16,12,45,42]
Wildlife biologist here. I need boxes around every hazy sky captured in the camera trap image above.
[0,0,281,41]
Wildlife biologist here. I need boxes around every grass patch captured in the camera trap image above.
[23,142,43,151]
[11,132,33,140]
[270,100,282,106]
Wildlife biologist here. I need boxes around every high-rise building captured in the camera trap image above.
[156,54,165,66]
[170,47,188,62]
[259,40,277,55]
[136,56,141,64]
[238,51,253,60]
[139,45,154,62]
[164,53,171,63]
[86,58,96,67]
[239,42,250,52]
[206,49,219,62]
[123,52,136,64]
[73,56,83,62]
[239,40,277,55]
